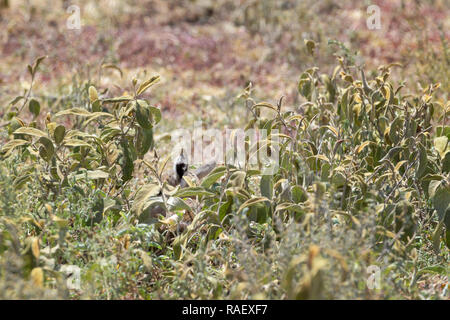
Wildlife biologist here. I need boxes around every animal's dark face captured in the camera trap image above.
[176,162,188,179]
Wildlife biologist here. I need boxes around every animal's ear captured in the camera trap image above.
[179,148,189,164]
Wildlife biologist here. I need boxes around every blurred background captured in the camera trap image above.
[0,0,448,124]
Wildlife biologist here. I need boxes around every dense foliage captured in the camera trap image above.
[0,49,448,299]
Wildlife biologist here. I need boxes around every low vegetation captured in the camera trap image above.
[0,0,448,300]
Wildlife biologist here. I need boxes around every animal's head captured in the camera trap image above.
[174,148,188,181]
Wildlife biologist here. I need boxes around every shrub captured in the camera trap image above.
[0,53,448,299]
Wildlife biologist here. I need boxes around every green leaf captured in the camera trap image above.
[53,125,66,144]
[55,108,92,117]
[307,154,330,163]
[436,126,450,140]
[379,146,403,163]
[132,183,161,215]
[1,139,29,157]
[13,126,46,138]
[86,170,109,179]
[102,96,133,103]
[38,136,54,162]
[149,106,162,125]
[83,112,114,125]
[422,174,444,181]
[92,100,102,112]
[432,183,450,221]
[416,143,428,178]
[9,96,24,107]
[172,235,182,260]
[331,171,347,187]
[298,72,313,100]
[137,75,160,96]
[275,202,304,213]
[174,187,215,198]
[201,166,226,188]
[291,185,308,203]
[14,174,32,189]
[238,197,270,213]
[417,264,448,276]
[32,56,46,76]
[442,151,450,173]
[100,127,121,143]
[120,139,134,183]
[63,139,93,148]
[356,141,372,154]
[135,101,152,129]
[432,220,444,254]
[260,174,273,199]
[434,136,449,159]
[167,197,191,212]
[228,171,246,188]
[135,126,154,157]
[389,117,403,145]
[251,102,278,112]
[101,63,123,78]
[28,99,40,118]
